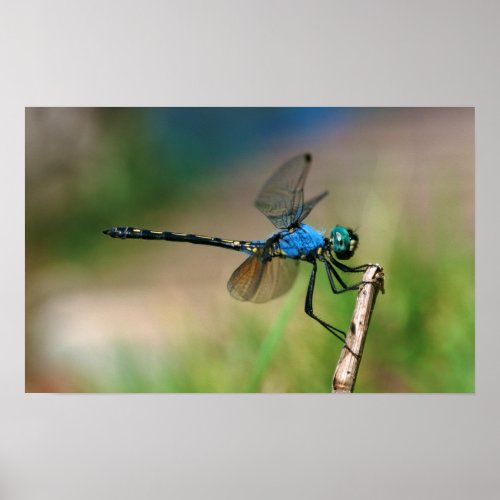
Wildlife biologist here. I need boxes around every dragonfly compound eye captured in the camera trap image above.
[331,226,358,260]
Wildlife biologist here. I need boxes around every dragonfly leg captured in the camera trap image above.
[304,260,346,344]
[328,254,369,274]
[321,257,361,294]
[327,257,381,292]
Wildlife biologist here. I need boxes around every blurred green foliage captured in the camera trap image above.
[79,238,473,393]
[26,108,474,393]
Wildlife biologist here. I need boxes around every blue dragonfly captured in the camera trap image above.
[103,153,369,343]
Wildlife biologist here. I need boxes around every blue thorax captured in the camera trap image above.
[247,223,325,259]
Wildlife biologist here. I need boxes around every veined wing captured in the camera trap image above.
[299,190,329,223]
[227,254,299,303]
[255,153,313,229]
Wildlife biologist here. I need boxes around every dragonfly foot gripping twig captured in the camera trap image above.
[332,264,384,393]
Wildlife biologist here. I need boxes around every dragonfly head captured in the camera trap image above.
[330,226,359,260]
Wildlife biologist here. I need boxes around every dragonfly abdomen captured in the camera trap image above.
[103,226,259,253]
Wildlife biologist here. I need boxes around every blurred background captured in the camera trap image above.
[25,107,474,393]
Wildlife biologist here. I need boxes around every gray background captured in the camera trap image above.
[2,1,498,498]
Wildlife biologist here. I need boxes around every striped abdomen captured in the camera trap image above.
[102,226,260,253]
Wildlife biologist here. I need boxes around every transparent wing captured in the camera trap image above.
[255,153,312,229]
[298,190,329,223]
[227,254,299,303]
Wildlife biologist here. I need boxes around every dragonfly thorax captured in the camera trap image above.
[271,224,325,259]
[330,225,359,260]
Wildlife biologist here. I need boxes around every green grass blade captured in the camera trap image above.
[247,284,302,392]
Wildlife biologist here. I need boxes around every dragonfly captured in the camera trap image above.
[103,153,369,344]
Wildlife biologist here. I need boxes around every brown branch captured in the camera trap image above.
[332,264,385,393]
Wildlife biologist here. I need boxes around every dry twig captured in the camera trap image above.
[332,264,384,393]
